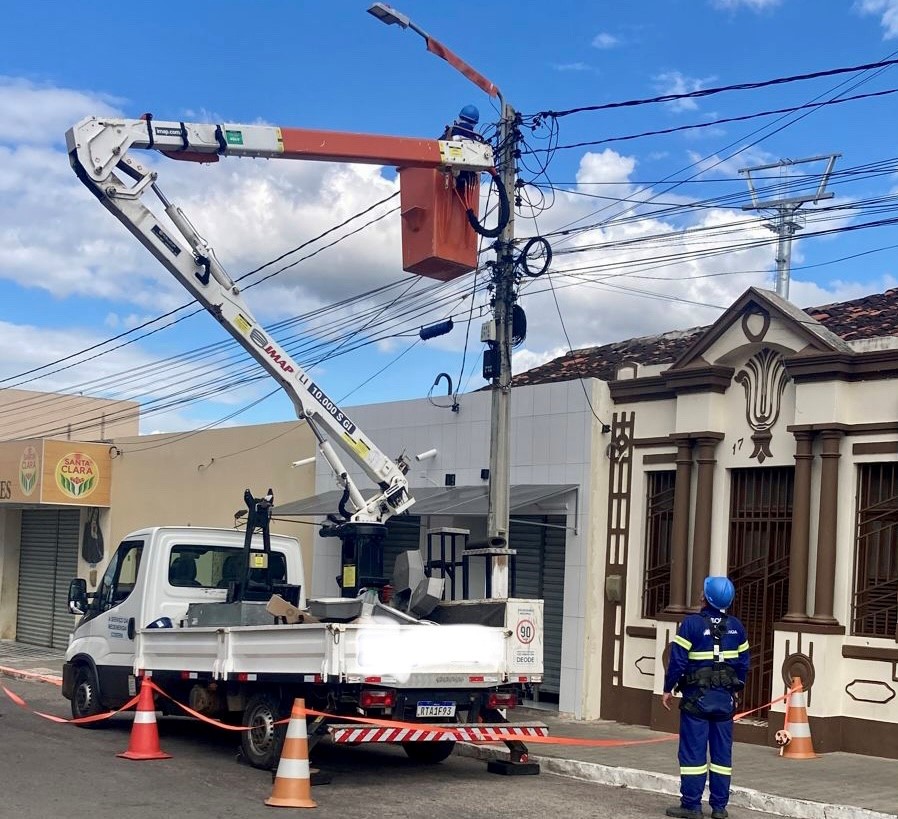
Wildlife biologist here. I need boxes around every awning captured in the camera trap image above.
[272,484,577,518]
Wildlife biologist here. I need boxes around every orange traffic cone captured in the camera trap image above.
[266,698,316,809]
[781,677,818,760]
[117,679,172,761]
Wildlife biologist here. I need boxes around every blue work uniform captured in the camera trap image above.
[664,606,750,813]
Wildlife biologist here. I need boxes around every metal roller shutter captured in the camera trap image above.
[509,516,565,696]
[383,516,421,584]
[16,509,80,649]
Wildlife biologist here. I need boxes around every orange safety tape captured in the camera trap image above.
[144,679,255,732]
[2,684,140,725]
[733,683,801,721]
[132,680,804,749]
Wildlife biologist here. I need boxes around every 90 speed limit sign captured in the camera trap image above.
[516,619,535,644]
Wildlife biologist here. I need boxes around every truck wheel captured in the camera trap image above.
[241,692,287,770]
[401,741,455,764]
[71,665,103,727]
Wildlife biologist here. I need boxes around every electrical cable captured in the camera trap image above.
[538,55,898,118]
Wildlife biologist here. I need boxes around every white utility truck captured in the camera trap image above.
[62,112,544,771]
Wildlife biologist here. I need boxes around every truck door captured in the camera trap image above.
[74,539,145,702]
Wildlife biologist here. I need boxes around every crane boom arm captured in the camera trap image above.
[65,116,492,524]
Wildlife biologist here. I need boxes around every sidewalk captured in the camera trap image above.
[2,640,895,819]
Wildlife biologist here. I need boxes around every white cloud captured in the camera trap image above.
[0,76,122,146]
[591,32,619,49]
[653,71,715,113]
[856,0,898,37]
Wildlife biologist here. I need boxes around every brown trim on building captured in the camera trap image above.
[852,441,898,456]
[609,366,734,404]
[600,412,636,720]
[663,437,693,615]
[783,431,814,623]
[654,611,686,623]
[841,645,898,662]
[643,453,677,465]
[809,429,843,626]
[612,685,653,725]
[664,366,735,395]
[786,347,898,384]
[689,436,721,608]
[634,436,677,449]
[625,625,658,639]
[609,375,673,403]
[773,620,845,634]
[788,422,898,436]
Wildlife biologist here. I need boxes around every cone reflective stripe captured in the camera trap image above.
[266,698,316,809]
[781,677,818,760]
[117,680,171,761]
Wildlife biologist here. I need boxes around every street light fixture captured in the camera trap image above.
[366,4,518,598]
[367,3,411,29]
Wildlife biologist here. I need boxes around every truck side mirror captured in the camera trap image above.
[68,578,89,615]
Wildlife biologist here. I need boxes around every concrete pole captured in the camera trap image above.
[486,100,518,597]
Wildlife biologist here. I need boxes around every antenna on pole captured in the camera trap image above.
[739,153,840,301]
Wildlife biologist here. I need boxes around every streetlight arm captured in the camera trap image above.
[368,4,501,102]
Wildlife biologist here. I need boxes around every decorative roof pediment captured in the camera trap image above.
[667,287,853,372]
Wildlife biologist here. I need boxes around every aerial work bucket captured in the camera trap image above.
[399,167,479,281]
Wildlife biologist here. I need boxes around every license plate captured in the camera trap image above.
[416,700,456,718]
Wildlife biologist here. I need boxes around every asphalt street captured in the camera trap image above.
[0,677,787,819]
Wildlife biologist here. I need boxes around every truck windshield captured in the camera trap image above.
[168,545,287,589]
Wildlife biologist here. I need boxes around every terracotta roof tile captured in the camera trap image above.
[513,287,898,387]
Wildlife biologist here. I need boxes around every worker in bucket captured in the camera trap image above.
[662,577,751,819]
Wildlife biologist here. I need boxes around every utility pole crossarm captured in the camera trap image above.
[739,153,840,300]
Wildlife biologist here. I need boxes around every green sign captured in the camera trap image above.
[225,130,244,146]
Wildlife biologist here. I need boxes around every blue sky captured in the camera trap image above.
[1,0,897,436]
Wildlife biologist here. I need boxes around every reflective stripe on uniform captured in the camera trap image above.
[687,650,714,660]
[737,641,750,653]
[720,650,740,659]
[709,762,732,776]
[673,635,692,650]
[680,764,709,775]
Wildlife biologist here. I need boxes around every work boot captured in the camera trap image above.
[665,807,702,819]
[711,810,728,819]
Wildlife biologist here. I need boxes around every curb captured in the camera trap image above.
[0,665,63,686]
[455,743,896,819]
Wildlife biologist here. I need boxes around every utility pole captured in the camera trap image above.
[485,100,518,596]
[368,3,519,596]
[740,153,840,300]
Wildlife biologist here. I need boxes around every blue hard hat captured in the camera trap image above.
[703,576,735,611]
[458,104,480,125]
[146,616,173,629]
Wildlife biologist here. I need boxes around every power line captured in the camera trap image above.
[524,88,898,153]
[537,56,898,118]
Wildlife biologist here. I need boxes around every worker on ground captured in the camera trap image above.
[662,577,750,819]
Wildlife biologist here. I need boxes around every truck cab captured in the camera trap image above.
[63,526,304,717]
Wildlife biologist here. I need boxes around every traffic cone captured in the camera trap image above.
[117,679,172,760]
[781,677,818,760]
[265,698,316,809]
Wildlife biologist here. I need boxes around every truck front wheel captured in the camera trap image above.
[71,665,103,726]
[401,741,456,764]
[241,691,287,770]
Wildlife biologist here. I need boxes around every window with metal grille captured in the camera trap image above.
[852,462,898,639]
[643,470,675,617]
